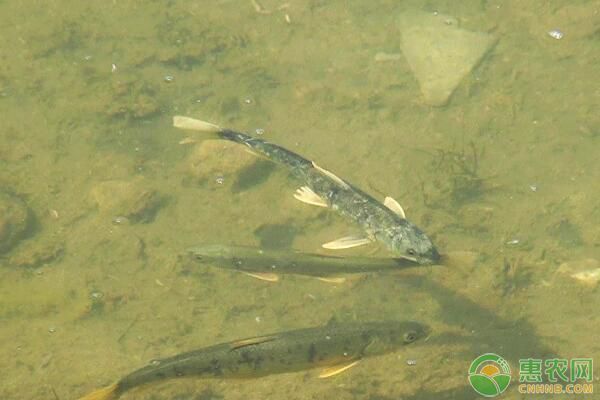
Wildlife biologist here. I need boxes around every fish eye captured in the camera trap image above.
[403,331,417,343]
[406,249,416,256]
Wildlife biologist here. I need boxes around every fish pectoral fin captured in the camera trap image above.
[311,161,350,189]
[230,335,279,350]
[294,186,329,208]
[318,360,361,378]
[316,276,347,284]
[322,235,372,249]
[241,271,280,282]
[384,196,406,218]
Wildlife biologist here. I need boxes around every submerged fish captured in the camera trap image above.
[188,244,426,281]
[174,116,440,264]
[77,320,429,400]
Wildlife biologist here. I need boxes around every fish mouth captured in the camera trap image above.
[417,247,442,265]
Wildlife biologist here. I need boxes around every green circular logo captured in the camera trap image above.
[468,353,511,397]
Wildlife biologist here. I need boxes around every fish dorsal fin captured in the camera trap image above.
[230,335,278,350]
[318,360,360,378]
[311,161,350,189]
[384,196,406,218]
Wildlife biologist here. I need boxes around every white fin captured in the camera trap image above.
[178,136,197,145]
[312,161,350,189]
[384,196,406,218]
[294,186,328,208]
[316,276,347,284]
[322,235,372,249]
[319,360,360,378]
[230,335,278,349]
[173,116,222,133]
[241,271,280,282]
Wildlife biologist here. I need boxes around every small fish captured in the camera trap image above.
[188,244,427,281]
[173,116,440,264]
[77,320,429,400]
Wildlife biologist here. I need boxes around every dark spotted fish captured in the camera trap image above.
[174,116,440,265]
[76,320,429,400]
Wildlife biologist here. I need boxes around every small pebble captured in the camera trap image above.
[215,175,225,185]
[244,98,253,104]
[112,216,129,225]
[255,128,265,135]
[48,327,56,333]
[406,359,417,366]
[255,316,262,323]
[111,63,117,73]
[90,291,104,300]
[150,359,161,366]
[529,184,538,192]
[164,75,175,83]
[506,239,520,245]
[547,29,564,40]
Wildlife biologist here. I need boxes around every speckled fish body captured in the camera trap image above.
[219,129,439,264]
[173,116,440,265]
[119,320,426,390]
[79,320,428,400]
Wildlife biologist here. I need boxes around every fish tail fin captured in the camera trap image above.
[77,383,120,400]
[173,116,222,133]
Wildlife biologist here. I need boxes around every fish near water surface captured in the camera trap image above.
[173,116,440,265]
[77,320,429,400]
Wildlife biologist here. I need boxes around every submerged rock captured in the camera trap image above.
[398,11,496,106]
[89,179,164,223]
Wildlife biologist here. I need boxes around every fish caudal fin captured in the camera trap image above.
[77,383,120,400]
[173,116,222,133]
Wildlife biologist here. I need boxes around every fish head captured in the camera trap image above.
[364,321,430,355]
[388,222,440,265]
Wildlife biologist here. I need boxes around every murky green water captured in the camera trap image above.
[0,1,598,399]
